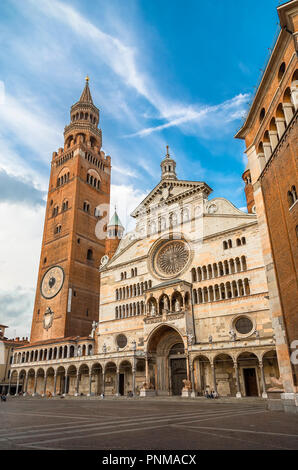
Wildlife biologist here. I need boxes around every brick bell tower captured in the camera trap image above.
[30,77,111,343]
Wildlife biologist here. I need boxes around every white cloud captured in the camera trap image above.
[0,83,61,160]
[110,183,147,232]
[27,0,249,141]
[128,94,249,138]
[0,202,44,292]
[0,202,44,338]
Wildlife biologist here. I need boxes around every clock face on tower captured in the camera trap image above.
[40,266,65,299]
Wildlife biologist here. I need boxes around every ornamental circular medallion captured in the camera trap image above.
[116,334,127,349]
[40,266,64,299]
[208,203,217,214]
[100,255,109,269]
[153,240,190,278]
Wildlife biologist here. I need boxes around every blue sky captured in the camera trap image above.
[0,0,281,337]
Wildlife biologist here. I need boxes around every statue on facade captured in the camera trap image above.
[163,296,169,311]
[102,343,107,354]
[229,329,236,341]
[90,321,98,338]
[175,299,180,312]
[141,381,154,390]
[182,379,192,391]
[150,303,156,316]
[187,333,194,346]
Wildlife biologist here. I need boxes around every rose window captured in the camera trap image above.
[154,240,190,278]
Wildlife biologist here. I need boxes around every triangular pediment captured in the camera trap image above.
[131,179,212,218]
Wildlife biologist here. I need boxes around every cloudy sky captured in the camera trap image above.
[0,0,279,338]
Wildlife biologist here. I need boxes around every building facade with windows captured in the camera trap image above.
[236,0,298,413]
[0,325,28,395]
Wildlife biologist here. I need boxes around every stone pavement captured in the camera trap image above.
[0,396,297,450]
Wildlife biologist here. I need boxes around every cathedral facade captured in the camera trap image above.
[9,80,280,401]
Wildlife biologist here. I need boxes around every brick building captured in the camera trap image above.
[236,0,298,413]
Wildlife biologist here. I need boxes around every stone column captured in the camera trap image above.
[259,362,268,398]
[257,153,266,172]
[53,372,57,396]
[74,373,79,396]
[263,142,272,162]
[211,364,217,394]
[275,118,286,139]
[102,372,105,395]
[234,361,242,398]
[190,363,195,397]
[268,130,278,151]
[43,374,47,397]
[7,374,12,396]
[132,367,136,397]
[87,371,92,397]
[32,374,37,396]
[291,85,298,111]
[23,373,29,396]
[282,102,294,125]
[116,369,120,396]
[145,355,149,384]
[62,374,67,396]
[186,353,190,381]
[15,374,20,396]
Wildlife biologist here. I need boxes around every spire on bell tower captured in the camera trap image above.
[79,75,94,104]
[64,76,102,149]
[160,145,177,180]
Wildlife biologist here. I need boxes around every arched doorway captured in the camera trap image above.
[169,343,187,395]
[147,325,187,396]
[237,352,260,397]
[193,355,211,395]
[91,363,103,395]
[104,362,117,396]
[119,360,132,396]
[213,354,235,396]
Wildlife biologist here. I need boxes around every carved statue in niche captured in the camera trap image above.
[150,303,156,316]
[182,379,192,390]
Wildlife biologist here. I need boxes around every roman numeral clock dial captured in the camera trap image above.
[40,266,65,299]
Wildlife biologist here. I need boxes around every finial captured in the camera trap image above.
[85,75,89,82]
[166,144,170,157]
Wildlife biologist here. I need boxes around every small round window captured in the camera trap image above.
[116,334,127,349]
[235,317,253,335]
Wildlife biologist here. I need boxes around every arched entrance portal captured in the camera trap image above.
[147,325,187,396]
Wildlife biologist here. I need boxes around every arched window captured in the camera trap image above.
[278,62,286,81]
[259,107,265,122]
[288,186,297,208]
[223,241,228,250]
[87,169,101,189]
[62,200,68,211]
[52,205,59,217]
[83,201,90,213]
[87,249,93,260]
